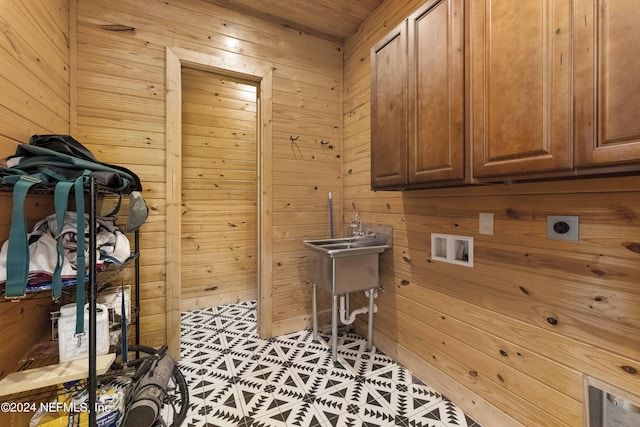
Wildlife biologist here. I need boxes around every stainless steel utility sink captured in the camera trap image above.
[304,224,393,362]
[303,224,393,295]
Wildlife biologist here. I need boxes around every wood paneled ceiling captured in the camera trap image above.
[203,0,384,42]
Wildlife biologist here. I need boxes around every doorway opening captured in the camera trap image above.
[180,68,258,311]
[165,47,273,359]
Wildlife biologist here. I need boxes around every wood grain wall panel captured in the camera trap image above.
[0,73,68,137]
[272,79,340,119]
[387,291,584,400]
[343,0,640,425]
[0,0,69,380]
[0,2,69,100]
[78,0,342,72]
[75,0,342,344]
[375,303,579,427]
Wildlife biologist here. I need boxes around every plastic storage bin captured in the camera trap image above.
[58,303,109,362]
[97,286,132,345]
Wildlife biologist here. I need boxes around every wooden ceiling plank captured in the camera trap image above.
[202,0,383,42]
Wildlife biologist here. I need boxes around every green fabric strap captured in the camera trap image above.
[6,167,91,336]
[5,171,88,337]
[52,181,74,299]
[5,177,41,297]
[106,193,122,217]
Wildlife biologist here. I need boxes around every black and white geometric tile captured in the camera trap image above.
[178,300,482,427]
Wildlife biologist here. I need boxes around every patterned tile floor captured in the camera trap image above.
[178,300,482,427]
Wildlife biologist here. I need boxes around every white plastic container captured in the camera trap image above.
[97,286,132,346]
[58,303,110,362]
[97,285,131,324]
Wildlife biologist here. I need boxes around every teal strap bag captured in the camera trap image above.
[1,136,142,336]
[6,177,41,298]
[3,173,88,334]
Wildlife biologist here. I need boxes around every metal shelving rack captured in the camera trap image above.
[0,177,140,426]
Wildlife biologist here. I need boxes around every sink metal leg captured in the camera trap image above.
[331,293,338,362]
[367,287,375,351]
[331,258,338,362]
[345,293,351,332]
[312,282,318,341]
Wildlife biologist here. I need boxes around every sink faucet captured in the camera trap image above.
[349,213,363,237]
[349,213,377,237]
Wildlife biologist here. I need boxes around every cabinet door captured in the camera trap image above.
[575,0,640,167]
[470,0,572,178]
[408,0,464,184]
[371,21,408,189]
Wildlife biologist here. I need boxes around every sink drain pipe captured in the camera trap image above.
[339,288,379,350]
[339,292,377,325]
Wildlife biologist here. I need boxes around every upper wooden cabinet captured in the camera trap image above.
[574,0,640,168]
[469,0,573,179]
[371,0,464,190]
[409,0,465,184]
[371,20,408,188]
[371,0,640,189]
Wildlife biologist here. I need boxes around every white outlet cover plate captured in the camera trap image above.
[479,212,494,235]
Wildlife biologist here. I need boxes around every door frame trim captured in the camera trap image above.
[165,46,273,358]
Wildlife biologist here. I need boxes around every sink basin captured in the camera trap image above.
[303,224,393,295]
[303,236,389,257]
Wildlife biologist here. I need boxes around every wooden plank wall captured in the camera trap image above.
[343,1,640,426]
[0,0,70,379]
[74,0,343,346]
[0,0,69,146]
[180,68,258,310]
